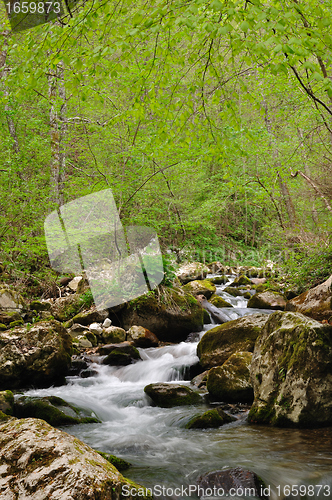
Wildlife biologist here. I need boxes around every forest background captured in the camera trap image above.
[0,0,331,298]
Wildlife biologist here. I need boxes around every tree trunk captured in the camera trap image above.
[48,62,66,207]
[263,100,297,227]
[0,31,20,154]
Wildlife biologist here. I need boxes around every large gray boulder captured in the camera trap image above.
[119,289,204,342]
[286,275,332,321]
[0,287,25,312]
[197,314,268,369]
[0,417,150,499]
[0,320,72,389]
[248,311,332,427]
[247,291,286,310]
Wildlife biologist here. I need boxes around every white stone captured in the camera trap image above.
[89,322,103,335]
[102,318,112,328]
[67,276,82,292]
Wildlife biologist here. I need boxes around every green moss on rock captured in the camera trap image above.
[197,314,268,369]
[209,295,232,308]
[96,451,131,471]
[14,396,100,426]
[144,383,202,407]
[182,280,216,299]
[186,408,235,429]
[207,352,253,403]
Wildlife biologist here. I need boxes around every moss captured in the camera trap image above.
[229,275,252,287]
[9,320,24,328]
[0,323,7,331]
[224,286,242,297]
[186,408,235,429]
[248,400,277,425]
[30,300,51,312]
[209,295,232,308]
[96,451,131,471]
[0,409,12,422]
[14,396,100,426]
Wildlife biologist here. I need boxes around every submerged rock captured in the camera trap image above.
[182,280,216,299]
[0,417,151,499]
[197,314,268,369]
[14,395,100,426]
[286,274,332,321]
[248,311,332,427]
[247,291,286,310]
[206,352,253,403]
[197,468,269,500]
[144,383,202,407]
[127,325,159,347]
[186,408,235,429]
[119,288,204,342]
[0,320,72,390]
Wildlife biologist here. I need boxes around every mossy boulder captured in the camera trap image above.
[0,320,72,390]
[229,275,252,287]
[0,310,23,325]
[285,274,332,321]
[0,390,14,415]
[102,326,126,344]
[247,291,286,310]
[0,417,151,499]
[51,295,82,322]
[209,275,228,285]
[65,308,109,329]
[30,300,52,312]
[119,288,204,342]
[209,295,233,308]
[176,262,209,284]
[100,343,141,366]
[197,314,268,369]
[144,383,202,407]
[207,352,254,403]
[223,287,243,297]
[0,323,7,331]
[127,325,159,347]
[182,280,216,299]
[14,396,100,426]
[0,287,25,312]
[186,408,235,429]
[248,311,332,427]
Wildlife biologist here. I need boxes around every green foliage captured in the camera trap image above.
[282,246,332,293]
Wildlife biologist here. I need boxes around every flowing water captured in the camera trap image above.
[23,277,332,500]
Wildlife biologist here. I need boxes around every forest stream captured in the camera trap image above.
[20,277,332,500]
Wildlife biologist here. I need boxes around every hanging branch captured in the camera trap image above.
[291,170,332,213]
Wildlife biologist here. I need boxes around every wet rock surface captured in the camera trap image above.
[197,314,268,369]
[249,311,332,427]
[0,417,150,499]
[0,320,72,390]
[144,383,202,407]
